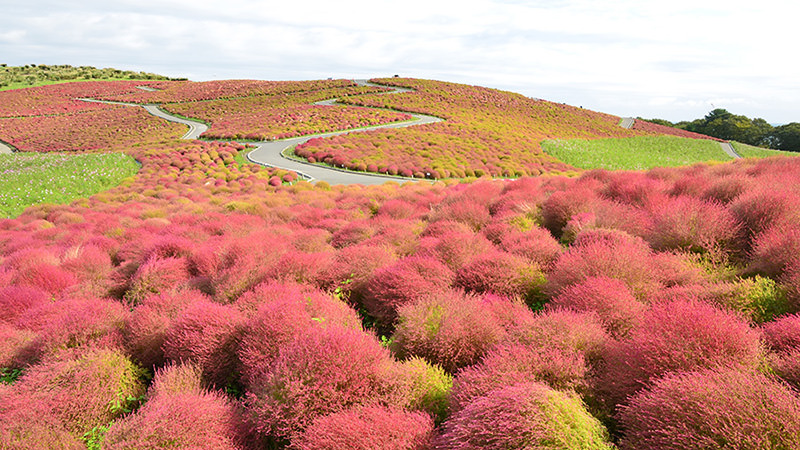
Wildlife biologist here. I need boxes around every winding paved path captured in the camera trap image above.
[81,80,442,185]
[719,142,742,159]
[0,140,13,154]
[620,117,635,129]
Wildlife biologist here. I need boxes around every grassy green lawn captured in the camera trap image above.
[731,141,798,158]
[0,78,159,92]
[541,135,733,170]
[0,152,139,218]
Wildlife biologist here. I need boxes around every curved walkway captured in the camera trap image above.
[719,142,742,159]
[82,80,443,185]
[0,140,13,154]
[620,117,635,129]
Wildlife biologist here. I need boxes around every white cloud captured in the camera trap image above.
[1,0,798,123]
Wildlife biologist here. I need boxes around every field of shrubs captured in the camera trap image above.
[1,76,800,449]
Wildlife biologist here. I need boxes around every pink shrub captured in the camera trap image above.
[598,299,763,408]
[292,405,434,450]
[238,282,360,386]
[391,290,510,373]
[15,297,127,365]
[762,313,800,352]
[730,188,800,242]
[0,347,145,438]
[316,244,397,300]
[645,195,741,254]
[450,344,588,412]
[498,226,563,269]
[454,251,545,305]
[122,289,206,369]
[549,276,646,338]
[540,187,601,237]
[124,255,192,305]
[421,220,474,237]
[772,349,800,389]
[416,231,495,271]
[362,256,454,328]
[330,220,375,248]
[103,390,250,450]
[162,299,246,387]
[618,369,800,450]
[0,285,50,324]
[13,263,78,296]
[0,405,85,450]
[748,222,800,277]
[436,382,613,450]
[508,308,610,366]
[0,323,35,368]
[547,229,660,298]
[428,200,491,232]
[244,325,401,441]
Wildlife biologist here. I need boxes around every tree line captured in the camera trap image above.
[643,109,800,152]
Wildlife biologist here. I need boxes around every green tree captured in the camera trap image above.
[774,123,800,151]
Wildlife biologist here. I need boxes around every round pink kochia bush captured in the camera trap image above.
[454,251,546,306]
[450,344,588,413]
[508,308,610,366]
[645,195,741,254]
[0,285,50,324]
[618,369,800,450]
[747,222,800,277]
[162,299,246,387]
[237,282,361,386]
[291,405,435,450]
[598,298,763,408]
[244,325,401,441]
[549,276,646,338]
[762,313,800,352]
[436,382,614,450]
[497,226,563,269]
[547,229,659,299]
[417,230,496,272]
[361,256,454,328]
[122,289,206,370]
[0,347,146,438]
[390,290,510,373]
[316,244,397,301]
[103,365,250,450]
[15,296,128,365]
[124,255,192,305]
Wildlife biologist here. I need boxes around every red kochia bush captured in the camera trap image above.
[618,369,800,450]
[549,276,646,338]
[162,299,246,387]
[416,231,496,272]
[122,289,207,370]
[237,282,361,386]
[645,195,740,254]
[124,255,192,305]
[361,256,454,328]
[0,285,49,324]
[104,364,250,450]
[316,244,397,300]
[762,313,800,352]
[497,226,563,269]
[450,344,588,412]
[508,308,610,366]
[0,347,145,438]
[547,229,659,298]
[14,297,128,365]
[747,222,800,277]
[598,299,762,408]
[455,251,545,305]
[391,290,510,373]
[292,405,434,450]
[244,325,400,441]
[436,382,614,450]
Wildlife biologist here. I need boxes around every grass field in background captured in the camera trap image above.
[731,141,798,159]
[541,135,733,170]
[0,152,139,218]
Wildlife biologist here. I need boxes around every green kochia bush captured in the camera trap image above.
[436,382,615,450]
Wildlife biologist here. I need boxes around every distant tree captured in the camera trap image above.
[774,123,800,151]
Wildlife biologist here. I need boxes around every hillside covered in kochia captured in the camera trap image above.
[3,74,800,449]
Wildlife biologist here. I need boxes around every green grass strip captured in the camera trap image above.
[731,141,799,159]
[0,151,139,218]
[542,135,733,171]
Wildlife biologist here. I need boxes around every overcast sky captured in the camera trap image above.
[2,0,797,123]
